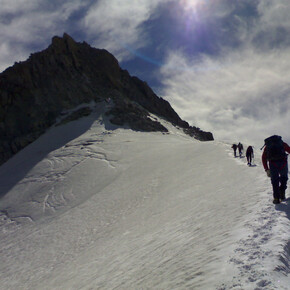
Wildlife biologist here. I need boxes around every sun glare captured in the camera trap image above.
[180,0,201,12]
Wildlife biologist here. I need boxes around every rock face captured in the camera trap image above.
[0,33,213,166]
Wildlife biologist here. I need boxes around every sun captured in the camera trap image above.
[180,0,201,12]
[179,0,207,13]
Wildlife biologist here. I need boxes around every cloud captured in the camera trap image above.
[0,0,87,72]
[0,0,289,148]
[159,46,290,145]
[251,1,290,50]
[155,0,290,146]
[82,0,170,61]
[0,0,170,71]
[257,0,290,28]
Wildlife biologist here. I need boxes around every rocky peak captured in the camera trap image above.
[0,33,213,166]
[52,32,75,46]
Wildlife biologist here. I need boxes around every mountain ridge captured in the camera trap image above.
[0,33,213,166]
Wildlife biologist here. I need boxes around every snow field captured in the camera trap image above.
[0,105,289,289]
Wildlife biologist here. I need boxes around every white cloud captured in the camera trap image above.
[0,0,39,14]
[160,48,290,145]
[157,0,290,146]
[0,0,289,148]
[0,0,86,72]
[0,0,170,71]
[250,1,290,49]
[82,0,170,61]
[257,0,290,28]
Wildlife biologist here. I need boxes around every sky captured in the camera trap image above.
[1,0,290,146]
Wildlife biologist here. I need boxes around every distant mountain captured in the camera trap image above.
[0,33,213,166]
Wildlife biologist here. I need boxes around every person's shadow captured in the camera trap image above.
[275,198,290,220]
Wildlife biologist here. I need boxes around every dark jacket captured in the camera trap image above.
[246,146,253,157]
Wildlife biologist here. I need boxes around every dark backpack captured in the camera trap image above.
[264,135,286,161]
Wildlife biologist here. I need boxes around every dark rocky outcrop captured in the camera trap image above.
[0,33,213,166]
[106,98,168,132]
[184,127,214,142]
[56,107,93,127]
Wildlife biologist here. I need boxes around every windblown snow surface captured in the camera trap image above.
[0,103,289,290]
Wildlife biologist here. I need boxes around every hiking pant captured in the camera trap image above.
[269,160,288,199]
[246,154,252,164]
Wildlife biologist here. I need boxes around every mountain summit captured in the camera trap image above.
[0,33,213,165]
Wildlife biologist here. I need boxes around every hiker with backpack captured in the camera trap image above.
[231,144,238,157]
[246,146,254,166]
[261,135,290,204]
[237,142,243,157]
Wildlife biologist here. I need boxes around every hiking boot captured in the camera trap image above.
[273,198,280,204]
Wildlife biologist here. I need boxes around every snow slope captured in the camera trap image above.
[0,103,289,289]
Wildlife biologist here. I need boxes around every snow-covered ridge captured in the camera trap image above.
[0,106,289,289]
